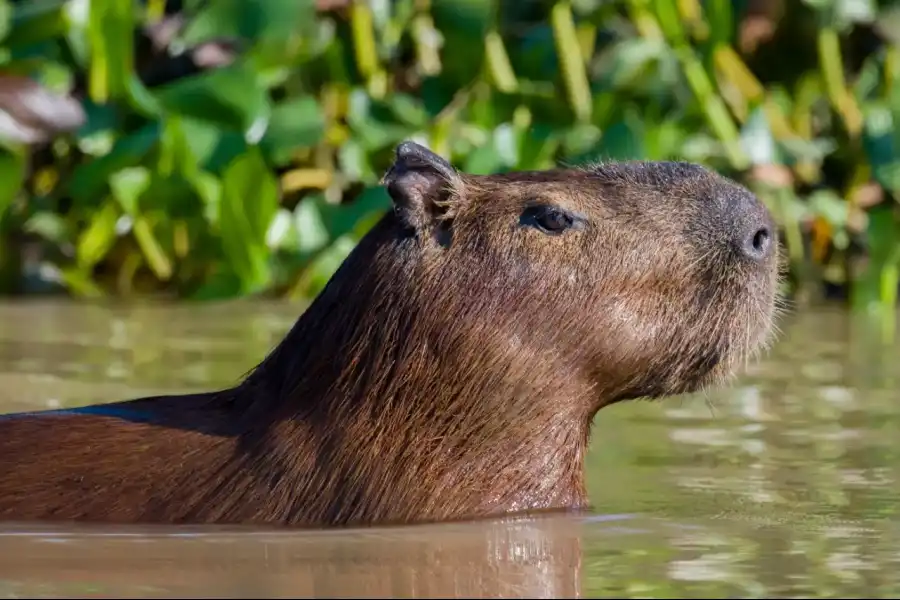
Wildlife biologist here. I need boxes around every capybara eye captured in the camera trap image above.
[520,205,575,235]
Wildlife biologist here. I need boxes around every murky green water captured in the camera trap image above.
[0,300,898,598]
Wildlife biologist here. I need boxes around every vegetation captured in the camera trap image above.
[0,0,898,314]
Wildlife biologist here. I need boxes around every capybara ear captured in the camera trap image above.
[382,141,461,232]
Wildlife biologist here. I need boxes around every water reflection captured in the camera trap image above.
[0,515,588,598]
[0,300,899,598]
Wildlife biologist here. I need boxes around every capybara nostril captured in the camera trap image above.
[743,226,772,261]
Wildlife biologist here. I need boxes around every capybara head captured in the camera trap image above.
[373,142,780,415]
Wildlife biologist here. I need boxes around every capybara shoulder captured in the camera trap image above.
[0,142,781,527]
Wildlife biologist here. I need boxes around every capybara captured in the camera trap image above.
[0,141,780,527]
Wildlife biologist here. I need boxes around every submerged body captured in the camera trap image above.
[0,143,781,527]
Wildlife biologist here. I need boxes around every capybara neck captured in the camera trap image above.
[234,212,592,525]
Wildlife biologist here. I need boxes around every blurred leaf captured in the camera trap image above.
[517,124,559,170]
[191,266,244,301]
[261,96,325,166]
[740,107,779,165]
[293,200,330,255]
[601,38,668,89]
[862,102,900,193]
[87,0,134,103]
[23,212,68,245]
[189,169,223,225]
[155,65,270,135]
[551,0,592,122]
[595,114,645,161]
[853,203,900,312]
[387,93,429,129]
[109,166,151,216]
[464,140,503,174]
[297,187,391,246]
[59,267,105,298]
[290,234,357,300]
[0,148,25,220]
[132,217,173,280]
[182,0,311,47]
[779,137,838,164]
[219,147,279,291]
[431,0,493,85]
[266,207,295,251]
[808,189,849,228]
[0,0,11,43]
[68,123,160,203]
[704,0,734,46]
[346,88,414,152]
[175,118,223,171]
[4,0,67,49]
[76,200,119,269]
[338,138,377,183]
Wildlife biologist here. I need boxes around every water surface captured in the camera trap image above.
[0,300,898,598]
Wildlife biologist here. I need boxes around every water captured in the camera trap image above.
[0,299,898,598]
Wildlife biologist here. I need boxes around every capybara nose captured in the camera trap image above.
[741,224,772,262]
[731,193,775,263]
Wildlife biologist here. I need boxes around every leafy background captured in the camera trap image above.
[0,0,899,314]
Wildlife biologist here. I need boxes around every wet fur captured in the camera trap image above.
[0,147,781,527]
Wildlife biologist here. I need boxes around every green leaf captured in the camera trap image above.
[266,207,296,251]
[189,170,224,225]
[0,149,25,220]
[5,0,67,49]
[431,0,493,86]
[595,113,645,161]
[181,0,311,48]
[87,0,134,103]
[155,65,270,136]
[345,89,414,153]
[290,234,358,300]
[807,189,849,228]
[132,217,173,281]
[261,96,325,166]
[388,94,429,129]
[337,138,377,183]
[295,188,391,251]
[293,200,330,255]
[704,0,735,46]
[158,117,200,178]
[852,203,900,312]
[517,124,559,170]
[23,212,68,245]
[76,200,120,269]
[68,123,161,205]
[0,0,12,43]
[179,118,234,169]
[190,266,244,301]
[59,267,105,298]
[740,107,779,166]
[109,166,151,216]
[464,141,503,175]
[863,102,900,194]
[219,147,280,291]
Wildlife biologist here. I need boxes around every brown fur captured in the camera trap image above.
[0,142,781,528]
